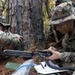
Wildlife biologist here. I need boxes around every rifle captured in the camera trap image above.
[3,49,52,59]
[3,49,75,71]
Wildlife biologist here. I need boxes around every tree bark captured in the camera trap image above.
[0,0,3,16]
[5,0,43,50]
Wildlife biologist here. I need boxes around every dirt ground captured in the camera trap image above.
[0,56,71,75]
[0,57,24,75]
[0,45,71,75]
[0,45,39,75]
[0,56,39,75]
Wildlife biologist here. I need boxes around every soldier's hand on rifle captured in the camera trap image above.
[47,46,62,60]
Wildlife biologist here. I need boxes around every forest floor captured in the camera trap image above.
[0,45,70,75]
[0,57,24,75]
[0,55,70,75]
[0,46,39,75]
[0,56,38,75]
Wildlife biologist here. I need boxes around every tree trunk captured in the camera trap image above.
[5,0,43,50]
[0,0,3,16]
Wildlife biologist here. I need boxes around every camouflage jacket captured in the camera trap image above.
[0,30,20,48]
[60,52,75,62]
[60,28,75,61]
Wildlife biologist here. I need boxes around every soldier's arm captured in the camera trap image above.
[60,52,75,62]
[8,32,23,44]
[0,30,4,39]
[0,31,23,46]
[0,30,8,45]
[48,47,75,62]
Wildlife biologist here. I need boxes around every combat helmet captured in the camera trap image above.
[55,0,71,5]
[55,0,65,6]
[49,1,75,25]
[0,16,10,27]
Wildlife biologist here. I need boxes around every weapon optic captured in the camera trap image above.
[3,50,75,71]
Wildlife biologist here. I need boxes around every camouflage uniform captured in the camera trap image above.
[49,1,75,74]
[0,31,20,48]
[0,16,21,49]
[0,16,23,60]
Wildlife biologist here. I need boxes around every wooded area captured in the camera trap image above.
[0,0,49,75]
[0,0,75,75]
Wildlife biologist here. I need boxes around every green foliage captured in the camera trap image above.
[0,0,6,9]
[42,6,48,20]
[48,0,55,9]
[0,0,6,18]
[42,0,55,39]
[2,0,6,5]
[42,1,49,38]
